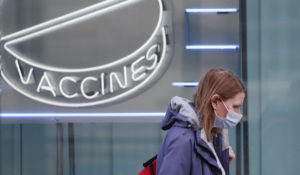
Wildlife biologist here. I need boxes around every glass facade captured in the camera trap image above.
[1,0,300,175]
[0,123,162,175]
[247,0,300,174]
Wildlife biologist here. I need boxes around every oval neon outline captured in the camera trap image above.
[1,27,168,107]
[1,0,125,41]
[4,0,163,73]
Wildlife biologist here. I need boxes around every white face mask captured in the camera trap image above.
[214,99,243,129]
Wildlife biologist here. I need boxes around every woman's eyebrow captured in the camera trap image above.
[233,104,241,107]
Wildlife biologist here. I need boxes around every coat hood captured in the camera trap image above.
[162,96,201,130]
[158,97,231,175]
[161,96,229,151]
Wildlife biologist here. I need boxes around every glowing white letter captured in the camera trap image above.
[100,73,106,95]
[146,44,159,71]
[110,66,128,93]
[15,60,34,84]
[37,72,56,97]
[59,77,79,98]
[80,77,99,99]
[131,56,146,81]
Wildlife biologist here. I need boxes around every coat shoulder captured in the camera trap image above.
[166,127,196,145]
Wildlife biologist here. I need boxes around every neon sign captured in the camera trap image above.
[0,0,172,107]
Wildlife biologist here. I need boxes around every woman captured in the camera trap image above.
[156,68,246,175]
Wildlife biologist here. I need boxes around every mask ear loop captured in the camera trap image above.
[214,97,224,117]
[214,109,219,117]
[220,98,230,112]
[221,98,243,119]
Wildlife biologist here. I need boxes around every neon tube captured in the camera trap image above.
[186,45,240,50]
[0,112,166,118]
[185,8,238,13]
[172,82,198,87]
[0,27,168,107]
[1,0,133,41]
[3,0,163,73]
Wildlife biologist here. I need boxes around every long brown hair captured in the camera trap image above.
[193,68,246,141]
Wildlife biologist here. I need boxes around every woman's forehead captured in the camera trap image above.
[227,92,245,104]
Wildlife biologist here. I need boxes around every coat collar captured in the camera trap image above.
[194,129,223,172]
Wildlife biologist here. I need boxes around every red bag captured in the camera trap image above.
[138,155,157,175]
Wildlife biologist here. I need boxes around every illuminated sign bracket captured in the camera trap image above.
[173,8,241,88]
[184,8,240,50]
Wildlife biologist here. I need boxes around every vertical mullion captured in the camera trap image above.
[20,124,23,175]
[239,0,249,174]
[110,123,113,175]
[68,123,75,175]
[56,123,64,175]
[236,123,242,175]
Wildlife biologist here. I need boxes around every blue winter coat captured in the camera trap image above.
[156,96,230,175]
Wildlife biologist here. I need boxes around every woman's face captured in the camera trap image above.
[214,92,245,119]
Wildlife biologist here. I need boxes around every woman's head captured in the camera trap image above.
[194,68,246,140]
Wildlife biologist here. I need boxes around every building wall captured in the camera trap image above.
[247,0,300,174]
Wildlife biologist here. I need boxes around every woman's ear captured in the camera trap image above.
[211,94,220,110]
